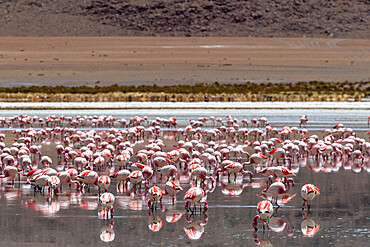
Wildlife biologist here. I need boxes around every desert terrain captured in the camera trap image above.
[0,37,369,87]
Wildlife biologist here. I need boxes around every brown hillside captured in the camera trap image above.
[0,0,368,38]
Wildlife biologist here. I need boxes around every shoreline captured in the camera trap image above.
[0,101,369,110]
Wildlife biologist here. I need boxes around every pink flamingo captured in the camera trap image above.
[191,166,216,188]
[222,161,254,182]
[243,153,268,166]
[299,115,308,127]
[48,176,61,194]
[0,165,23,184]
[269,148,290,165]
[110,169,130,190]
[258,166,296,183]
[57,171,80,190]
[252,200,273,231]
[22,168,42,180]
[40,156,52,168]
[262,178,294,206]
[30,174,50,193]
[99,192,115,218]
[301,184,320,211]
[77,170,98,191]
[147,185,163,210]
[158,164,177,181]
[128,170,143,193]
[184,187,208,213]
[164,180,183,204]
[98,175,111,193]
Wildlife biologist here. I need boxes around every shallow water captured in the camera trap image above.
[0,103,369,246]
[0,102,369,130]
[0,155,369,246]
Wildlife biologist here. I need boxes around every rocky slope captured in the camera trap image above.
[0,0,368,38]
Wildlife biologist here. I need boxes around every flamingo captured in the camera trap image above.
[164,180,183,204]
[23,168,42,180]
[300,115,308,127]
[128,170,143,193]
[30,174,50,193]
[77,170,98,190]
[158,164,177,181]
[48,176,61,194]
[0,165,23,184]
[262,178,294,206]
[40,167,58,177]
[257,200,274,221]
[258,166,296,181]
[40,156,53,168]
[99,192,115,218]
[222,161,254,182]
[252,200,273,231]
[269,148,290,165]
[191,166,216,187]
[184,187,208,213]
[57,171,80,190]
[301,184,320,211]
[147,185,163,210]
[98,175,111,193]
[110,169,130,190]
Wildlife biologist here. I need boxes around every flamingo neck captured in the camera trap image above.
[252,215,261,227]
[302,198,307,208]
[284,182,291,193]
[242,170,253,180]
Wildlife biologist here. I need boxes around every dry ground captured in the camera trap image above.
[0,37,369,87]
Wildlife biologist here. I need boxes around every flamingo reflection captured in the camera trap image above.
[301,211,320,237]
[100,220,115,242]
[183,213,208,240]
[252,231,272,247]
[148,210,163,232]
[268,216,294,236]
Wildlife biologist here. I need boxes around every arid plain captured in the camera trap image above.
[0,37,368,87]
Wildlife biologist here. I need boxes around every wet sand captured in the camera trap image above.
[0,37,369,87]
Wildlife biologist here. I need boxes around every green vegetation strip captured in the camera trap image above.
[0,81,368,102]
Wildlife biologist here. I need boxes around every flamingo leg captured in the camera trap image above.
[275,197,280,208]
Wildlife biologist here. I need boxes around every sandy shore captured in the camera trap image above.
[0,37,369,87]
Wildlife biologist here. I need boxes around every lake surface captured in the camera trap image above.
[0,102,368,246]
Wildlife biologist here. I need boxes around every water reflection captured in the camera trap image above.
[100,220,115,242]
[253,231,273,247]
[301,212,320,237]
[183,213,208,240]
[148,210,164,232]
[268,216,294,236]
[0,125,367,246]
[164,208,183,223]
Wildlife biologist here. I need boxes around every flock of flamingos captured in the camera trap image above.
[0,113,369,242]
